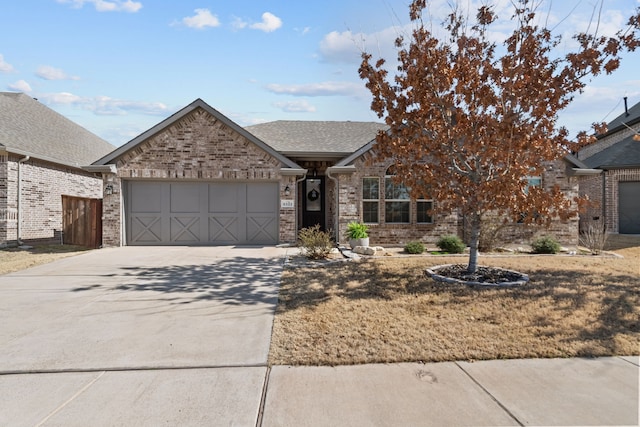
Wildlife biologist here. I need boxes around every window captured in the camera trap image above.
[362,177,379,223]
[524,176,542,194]
[385,167,410,223]
[417,200,433,223]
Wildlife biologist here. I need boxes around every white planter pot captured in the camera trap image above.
[349,237,369,249]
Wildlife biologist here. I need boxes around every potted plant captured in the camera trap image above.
[345,221,369,249]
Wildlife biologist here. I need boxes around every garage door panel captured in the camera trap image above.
[246,216,277,243]
[170,183,201,213]
[619,182,640,234]
[127,181,278,245]
[170,216,201,243]
[130,216,163,243]
[209,184,241,213]
[209,216,240,243]
[247,183,278,213]
[130,182,162,213]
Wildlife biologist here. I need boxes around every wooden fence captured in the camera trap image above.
[62,196,102,248]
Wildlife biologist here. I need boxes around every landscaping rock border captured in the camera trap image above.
[425,264,529,287]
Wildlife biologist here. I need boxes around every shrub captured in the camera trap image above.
[436,235,466,254]
[531,236,561,254]
[404,241,425,254]
[580,222,608,255]
[298,225,334,259]
[345,221,369,239]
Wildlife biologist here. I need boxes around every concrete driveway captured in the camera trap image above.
[0,246,289,426]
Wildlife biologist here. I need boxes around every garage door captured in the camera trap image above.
[619,181,640,234]
[126,181,279,245]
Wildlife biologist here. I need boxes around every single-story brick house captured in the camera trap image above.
[578,99,640,234]
[92,98,590,247]
[0,92,115,247]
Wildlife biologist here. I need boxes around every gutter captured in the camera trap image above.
[17,155,30,245]
[570,168,602,176]
[83,164,117,174]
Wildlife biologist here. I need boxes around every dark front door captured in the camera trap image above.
[302,177,325,229]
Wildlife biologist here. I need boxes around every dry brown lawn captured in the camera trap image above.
[0,245,91,275]
[269,235,640,366]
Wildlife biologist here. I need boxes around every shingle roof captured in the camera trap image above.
[604,100,640,133]
[582,99,640,169]
[0,92,115,167]
[245,120,387,156]
[583,134,640,169]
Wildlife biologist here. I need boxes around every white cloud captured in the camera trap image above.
[35,65,80,81]
[180,9,220,30]
[37,91,169,116]
[250,12,282,33]
[265,81,366,97]
[56,0,142,13]
[273,100,317,113]
[231,17,248,30]
[318,25,411,64]
[7,80,32,93]
[0,54,15,73]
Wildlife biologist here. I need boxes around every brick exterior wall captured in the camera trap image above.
[102,107,296,246]
[337,154,579,247]
[0,154,103,247]
[578,121,640,234]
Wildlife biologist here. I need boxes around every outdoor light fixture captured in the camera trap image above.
[284,185,291,197]
[105,184,114,195]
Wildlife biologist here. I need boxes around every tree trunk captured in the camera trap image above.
[467,214,481,273]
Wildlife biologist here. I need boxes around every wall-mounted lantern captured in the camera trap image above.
[105,184,114,196]
[284,185,291,197]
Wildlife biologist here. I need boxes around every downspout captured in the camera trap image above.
[17,155,30,245]
[325,169,340,243]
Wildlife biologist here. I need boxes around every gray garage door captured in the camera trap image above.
[126,181,279,245]
[619,181,640,234]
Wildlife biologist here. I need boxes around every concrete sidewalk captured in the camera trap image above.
[1,356,636,426]
[262,356,639,426]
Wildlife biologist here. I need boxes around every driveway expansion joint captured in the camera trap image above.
[0,363,268,376]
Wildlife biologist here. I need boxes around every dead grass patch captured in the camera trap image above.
[269,235,640,365]
[0,245,91,275]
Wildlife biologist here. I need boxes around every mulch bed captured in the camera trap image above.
[426,264,529,286]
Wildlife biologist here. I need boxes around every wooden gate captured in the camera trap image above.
[62,196,102,248]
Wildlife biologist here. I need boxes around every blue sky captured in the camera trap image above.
[1,0,638,146]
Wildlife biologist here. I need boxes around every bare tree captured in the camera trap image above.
[359,0,640,272]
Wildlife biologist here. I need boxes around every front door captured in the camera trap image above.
[302,177,325,230]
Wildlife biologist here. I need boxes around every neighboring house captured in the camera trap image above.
[93,98,588,247]
[578,99,640,234]
[0,92,115,247]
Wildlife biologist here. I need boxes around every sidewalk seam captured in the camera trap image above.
[0,364,267,375]
[454,362,524,427]
[35,370,105,426]
[256,366,271,427]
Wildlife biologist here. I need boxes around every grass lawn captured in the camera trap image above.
[0,245,91,275]
[269,235,640,366]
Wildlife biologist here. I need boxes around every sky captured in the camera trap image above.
[1,0,639,147]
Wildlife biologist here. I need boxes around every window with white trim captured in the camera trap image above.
[362,177,379,223]
[385,166,410,223]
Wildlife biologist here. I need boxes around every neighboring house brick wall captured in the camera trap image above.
[102,108,296,246]
[1,155,102,246]
[602,168,640,233]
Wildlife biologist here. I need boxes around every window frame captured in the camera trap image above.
[362,177,380,224]
[384,167,410,224]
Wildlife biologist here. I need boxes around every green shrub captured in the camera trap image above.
[404,241,425,254]
[345,221,369,239]
[531,236,561,254]
[436,235,466,254]
[298,225,334,259]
